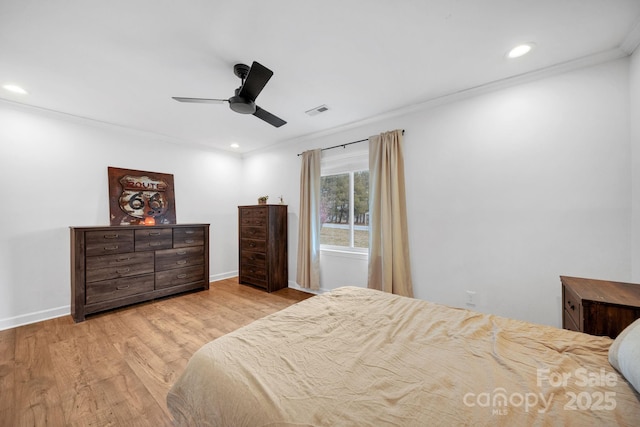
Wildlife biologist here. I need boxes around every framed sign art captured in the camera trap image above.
[108,167,177,225]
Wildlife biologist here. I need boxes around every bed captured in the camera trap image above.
[167,286,640,426]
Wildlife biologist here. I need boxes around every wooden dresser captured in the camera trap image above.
[238,205,287,292]
[70,224,209,322]
[561,276,640,338]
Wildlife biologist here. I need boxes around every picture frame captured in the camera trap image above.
[107,167,176,225]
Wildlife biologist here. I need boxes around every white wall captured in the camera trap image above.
[631,49,640,281]
[0,101,242,329]
[244,58,632,327]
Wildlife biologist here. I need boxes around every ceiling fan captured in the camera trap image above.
[172,61,287,128]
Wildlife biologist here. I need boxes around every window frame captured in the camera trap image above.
[319,149,369,254]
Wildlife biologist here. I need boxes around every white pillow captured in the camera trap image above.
[609,318,640,393]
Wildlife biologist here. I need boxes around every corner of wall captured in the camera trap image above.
[630,50,640,281]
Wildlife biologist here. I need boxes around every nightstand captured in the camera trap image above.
[561,276,640,338]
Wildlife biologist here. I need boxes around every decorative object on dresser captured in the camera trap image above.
[70,224,209,322]
[561,275,640,338]
[238,205,287,292]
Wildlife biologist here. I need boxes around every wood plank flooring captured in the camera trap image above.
[0,278,313,427]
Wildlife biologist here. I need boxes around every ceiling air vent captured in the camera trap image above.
[305,104,330,116]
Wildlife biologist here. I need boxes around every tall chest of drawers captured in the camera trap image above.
[70,224,209,322]
[238,205,287,292]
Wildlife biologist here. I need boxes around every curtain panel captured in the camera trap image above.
[368,130,414,297]
[296,149,322,289]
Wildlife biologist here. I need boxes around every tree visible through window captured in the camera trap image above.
[320,170,369,249]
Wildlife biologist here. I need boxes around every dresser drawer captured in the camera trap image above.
[85,230,134,256]
[155,265,205,289]
[563,284,581,329]
[241,250,266,267]
[86,274,155,305]
[240,207,267,219]
[240,265,267,288]
[86,252,154,283]
[240,216,267,226]
[240,238,266,253]
[174,227,205,248]
[240,217,267,226]
[135,228,173,251]
[155,246,204,271]
[241,226,267,240]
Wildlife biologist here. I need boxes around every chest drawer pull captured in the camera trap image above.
[103,234,119,239]
[116,257,131,262]
[149,232,161,236]
[177,260,187,265]
[177,273,187,279]
[103,245,119,251]
[116,285,130,290]
[116,268,130,274]
[177,251,187,255]
[185,239,195,244]
[185,230,195,234]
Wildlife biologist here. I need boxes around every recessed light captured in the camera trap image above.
[2,83,29,95]
[230,143,240,149]
[507,43,534,59]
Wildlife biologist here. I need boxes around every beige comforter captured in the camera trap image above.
[167,286,640,426]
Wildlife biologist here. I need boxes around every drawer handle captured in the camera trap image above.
[177,251,187,255]
[104,234,119,239]
[149,242,162,247]
[177,274,187,279]
[116,268,130,274]
[104,245,119,251]
[149,232,161,236]
[185,239,195,243]
[567,300,575,310]
[116,257,131,262]
[250,242,256,247]
[177,260,187,265]
[116,285,130,290]
[185,230,195,234]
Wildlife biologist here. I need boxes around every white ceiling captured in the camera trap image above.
[1,1,640,154]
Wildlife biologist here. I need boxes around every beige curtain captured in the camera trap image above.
[368,130,414,297]
[296,149,322,289]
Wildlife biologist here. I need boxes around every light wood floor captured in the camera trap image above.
[0,278,313,427]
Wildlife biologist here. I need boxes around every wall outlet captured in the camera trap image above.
[466,290,477,306]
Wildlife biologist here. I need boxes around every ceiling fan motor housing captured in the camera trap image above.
[229,88,256,114]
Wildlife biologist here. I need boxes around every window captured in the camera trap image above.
[320,149,369,252]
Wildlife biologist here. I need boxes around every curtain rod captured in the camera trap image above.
[297,129,405,156]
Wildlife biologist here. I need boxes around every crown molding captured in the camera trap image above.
[247,47,629,157]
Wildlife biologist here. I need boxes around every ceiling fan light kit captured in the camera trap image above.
[172,61,287,127]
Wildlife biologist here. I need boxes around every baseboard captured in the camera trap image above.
[0,271,242,332]
[210,270,238,282]
[287,281,329,295]
[0,305,71,332]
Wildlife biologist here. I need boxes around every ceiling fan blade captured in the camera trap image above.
[253,106,287,127]
[238,62,273,101]
[172,97,227,104]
